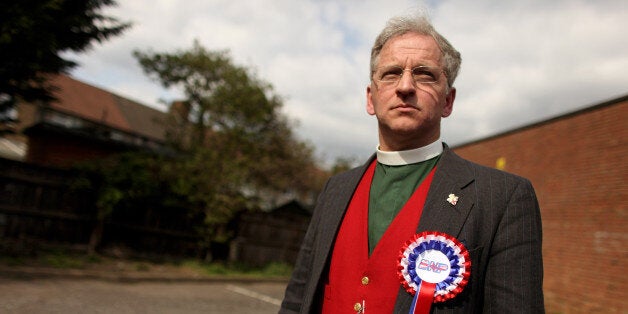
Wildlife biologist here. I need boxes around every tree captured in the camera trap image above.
[134,41,325,259]
[0,0,130,122]
[330,156,359,175]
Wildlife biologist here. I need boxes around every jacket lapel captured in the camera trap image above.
[320,154,375,238]
[416,145,476,237]
[394,145,477,312]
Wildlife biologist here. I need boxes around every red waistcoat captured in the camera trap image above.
[322,161,436,313]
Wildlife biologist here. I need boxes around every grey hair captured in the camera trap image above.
[370,14,461,87]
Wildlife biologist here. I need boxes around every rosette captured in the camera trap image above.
[397,231,470,314]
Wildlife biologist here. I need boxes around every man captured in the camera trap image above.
[280,13,544,313]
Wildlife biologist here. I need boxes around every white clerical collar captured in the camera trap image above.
[376,139,443,166]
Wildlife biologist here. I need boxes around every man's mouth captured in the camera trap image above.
[392,103,419,111]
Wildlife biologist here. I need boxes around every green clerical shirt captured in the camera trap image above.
[368,143,442,255]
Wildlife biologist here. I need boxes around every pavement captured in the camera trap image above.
[0,262,289,314]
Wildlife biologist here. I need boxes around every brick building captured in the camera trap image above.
[2,74,170,167]
[0,75,184,254]
[452,94,627,313]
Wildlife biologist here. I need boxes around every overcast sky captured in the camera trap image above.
[67,0,628,165]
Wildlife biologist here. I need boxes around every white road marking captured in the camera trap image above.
[225,284,282,306]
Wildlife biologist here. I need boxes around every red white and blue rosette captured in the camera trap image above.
[397,231,470,314]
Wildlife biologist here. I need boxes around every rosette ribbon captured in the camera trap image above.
[397,231,470,314]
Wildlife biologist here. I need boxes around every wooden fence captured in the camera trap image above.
[0,157,95,245]
[0,157,201,257]
[0,157,311,266]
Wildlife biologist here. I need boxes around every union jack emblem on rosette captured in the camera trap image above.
[397,231,471,314]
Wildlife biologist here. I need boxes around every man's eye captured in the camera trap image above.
[380,68,402,80]
[381,72,400,80]
[413,69,436,80]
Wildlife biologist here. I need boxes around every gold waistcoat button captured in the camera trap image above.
[353,302,362,312]
[361,276,370,285]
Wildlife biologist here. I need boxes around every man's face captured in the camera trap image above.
[367,32,455,151]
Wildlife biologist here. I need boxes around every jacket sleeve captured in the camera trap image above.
[279,180,329,313]
[483,178,545,313]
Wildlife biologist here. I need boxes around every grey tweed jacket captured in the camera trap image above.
[280,144,545,313]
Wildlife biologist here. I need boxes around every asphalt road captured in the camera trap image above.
[0,277,287,313]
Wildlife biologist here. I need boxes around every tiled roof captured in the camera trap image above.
[115,95,167,141]
[48,75,167,142]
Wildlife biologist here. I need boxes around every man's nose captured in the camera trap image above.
[396,70,416,94]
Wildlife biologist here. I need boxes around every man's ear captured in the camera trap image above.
[366,85,376,116]
[442,87,456,117]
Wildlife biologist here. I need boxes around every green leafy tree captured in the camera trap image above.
[72,153,157,254]
[0,0,130,122]
[134,41,325,259]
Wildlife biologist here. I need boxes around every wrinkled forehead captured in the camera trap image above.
[376,33,443,68]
